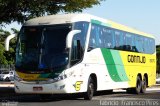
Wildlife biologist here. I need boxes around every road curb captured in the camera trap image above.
[0,84,14,87]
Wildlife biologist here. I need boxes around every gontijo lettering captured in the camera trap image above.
[128,55,146,63]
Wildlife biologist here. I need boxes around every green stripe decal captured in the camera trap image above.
[91,19,111,27]
[101,49,121,81]
[91,19,102,25]
[101,48,128,82]
[110,50,128,81]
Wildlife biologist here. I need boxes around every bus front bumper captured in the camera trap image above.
[14,79,77,94]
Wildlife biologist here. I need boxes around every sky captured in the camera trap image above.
[2,0,160,45]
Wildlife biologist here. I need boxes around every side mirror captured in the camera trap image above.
[66,30,81,48]
[5,34,17,51]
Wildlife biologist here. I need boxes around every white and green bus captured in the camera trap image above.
[7,14,156,100]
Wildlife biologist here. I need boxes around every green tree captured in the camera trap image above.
[0,43,8,64]
[0,0,105,64]
[156,45,160,74]
[0,0,104,25]
[0,29,18,65]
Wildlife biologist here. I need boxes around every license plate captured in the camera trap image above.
[33,87,43,91]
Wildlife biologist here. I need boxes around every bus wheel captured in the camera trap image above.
[127,76,142,94]
[141,76,147,93]
[5,77,10,81]
[84,77,95,100]
[134,76,142,94]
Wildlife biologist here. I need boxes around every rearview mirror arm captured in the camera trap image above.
[5,34,17,51]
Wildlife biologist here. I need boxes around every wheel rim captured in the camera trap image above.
[136,78,141,93]
[141,78,146,93]
[142,80,146,89]
[6,77,9,81]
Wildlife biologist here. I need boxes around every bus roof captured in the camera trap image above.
[24,14,154,38]
[24,14,77,26]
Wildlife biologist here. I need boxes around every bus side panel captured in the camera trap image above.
[120,51,156,87]
[83,48,129,91]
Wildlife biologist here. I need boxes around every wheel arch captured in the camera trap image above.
[137,73,142,81]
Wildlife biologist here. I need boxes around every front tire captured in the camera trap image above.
[5,77,10,81]
[84,77,95,100]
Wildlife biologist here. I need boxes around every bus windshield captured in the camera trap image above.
[16,24,71,72]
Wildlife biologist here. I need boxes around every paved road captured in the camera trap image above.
[0,86,160,106]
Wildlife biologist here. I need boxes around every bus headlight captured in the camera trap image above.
[54,71,74,82]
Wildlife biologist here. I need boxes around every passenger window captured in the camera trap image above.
[114,31,124,50]
[88,23,155,54]
[125,33,133,51]
[144,38,149,53]
[89,25,97,50]
[103,28,114,49]
[142,37,155,54]
[149,39,155,54]
[135,36,144,53]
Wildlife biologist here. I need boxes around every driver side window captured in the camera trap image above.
[71,35,83,66]
[70,22,89,66]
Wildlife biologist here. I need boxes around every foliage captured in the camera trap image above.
[0,0,104,25]
[0,0,105,64]
[156,45,160,73]
[0,28,18,65]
